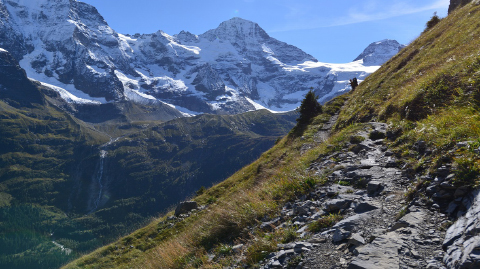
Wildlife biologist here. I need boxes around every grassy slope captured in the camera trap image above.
[0,90,297,268]
[63,3,480,268]
[336,3,480,184]
[0,100,110,268]
[61,95,349,269]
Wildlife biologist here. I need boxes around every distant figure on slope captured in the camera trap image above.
[349,77,358,91]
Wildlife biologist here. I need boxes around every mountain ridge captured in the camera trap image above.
[0,0,399,117]
[61,1,480,268]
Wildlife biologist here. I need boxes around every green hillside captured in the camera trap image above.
[0,82,296,268]
[0,99,110,268]
[62,2,480,268]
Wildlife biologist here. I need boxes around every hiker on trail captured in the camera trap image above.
[349,78,358,91]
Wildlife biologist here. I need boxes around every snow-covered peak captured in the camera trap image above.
[0,1,393,116]
[176,30,198,42]
[201,17,269,43]
[354,39,406,66]
[1,0,110,42]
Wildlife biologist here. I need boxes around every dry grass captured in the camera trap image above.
[62,97,348,269]
[336,3,480,128]
[63,3,480,268]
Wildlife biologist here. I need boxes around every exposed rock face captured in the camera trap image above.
[0,0,399,115]
[354,40,406,66]
[175,201,198,217]
[443,189,480,268]
[0,48,43,106]
[449,0,473,14]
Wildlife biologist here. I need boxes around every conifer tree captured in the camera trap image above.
[297,89,322,124]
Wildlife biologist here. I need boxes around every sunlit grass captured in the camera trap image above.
[63,3,480,268]
[62,96,348,269]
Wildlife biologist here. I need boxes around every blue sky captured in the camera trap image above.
[81,0,449,63]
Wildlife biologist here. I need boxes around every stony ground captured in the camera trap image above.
[172,115,478,268]
[255,122,452,269]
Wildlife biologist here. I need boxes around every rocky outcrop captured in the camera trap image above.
[443,189,480,268]
[449,0,473,14]
[354,40,406,66]
[157,115,480,268]
[0,48,43,106]
[175,201,198,217]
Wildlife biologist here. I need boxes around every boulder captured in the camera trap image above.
[174,201,198,216]
[232,244,244,254]
[325,199,352,212]
[333,228,351,243]
[443,189,480,268]
[293,205,309,216]
[367,181,382,195]
[455,186,470,198]
[348,233,366,246]
[369,130,386,140]
[413,140,426,152]
[354,202,378,214]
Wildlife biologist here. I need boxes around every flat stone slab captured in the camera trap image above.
[348,235,399,269]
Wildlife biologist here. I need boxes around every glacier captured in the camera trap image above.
[0,0,405,116]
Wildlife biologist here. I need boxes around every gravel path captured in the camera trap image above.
[258,121,449,269]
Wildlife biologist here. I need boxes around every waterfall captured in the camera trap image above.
[91,149,107,212]
[87,137,118,214]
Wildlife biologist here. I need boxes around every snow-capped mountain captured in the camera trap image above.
[354,39,406,66]
[0,0,402,116]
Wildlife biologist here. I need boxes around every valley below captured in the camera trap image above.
[2,0,480,269]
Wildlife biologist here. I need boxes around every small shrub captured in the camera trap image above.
[287,255,303,268]
[353,177,368,188]
[196,186,206,196]
[308,213,343,232]
[425,12,441,31]
[468,139,480,153]
[302,177,317,189]
[215,244,233,255]
[206,196,217,204]
[280,226,297,244]
[454,157,480,187]
[349,135,365,144]
[404,178,426,202]
[395,206,408,221]
[245,238,276,265]
[338,180,351,186]
[296,90,322,124]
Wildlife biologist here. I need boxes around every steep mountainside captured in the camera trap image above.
[63,2,480,268]
[0,46,298,269]
[0,0,392,116]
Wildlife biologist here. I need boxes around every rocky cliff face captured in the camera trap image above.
[443,188,480,268]
[354,40,406,66]
[0,0,398,116]
[0,48,43,106]
[449,0,473,14]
